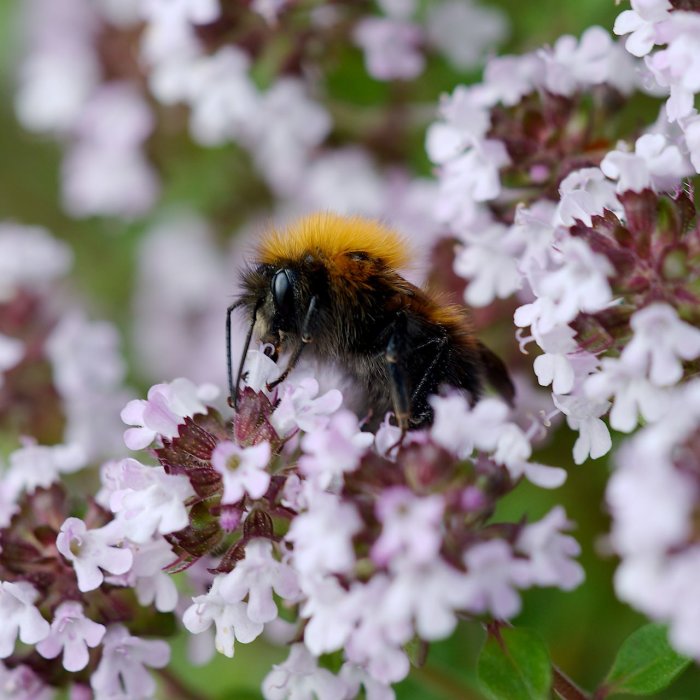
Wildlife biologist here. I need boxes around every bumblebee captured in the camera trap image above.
[227,213,514,430]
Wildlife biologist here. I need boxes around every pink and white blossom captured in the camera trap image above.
[262,643,350,700]
[182,576,264,658]
[371,488,444,567]
[211,440,272,504]
[90,625,170,700]
[56,518,133,592]
[0,581,50,659]
[218,539,300,624]
[516,507,584,590]
[299,410,373,488]
[36,601,105,672]
[121,378,218,450]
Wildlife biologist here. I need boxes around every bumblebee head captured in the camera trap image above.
[227,212,411,408]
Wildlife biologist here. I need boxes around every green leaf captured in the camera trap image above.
[603,623,691,696]
[477,627,552,700]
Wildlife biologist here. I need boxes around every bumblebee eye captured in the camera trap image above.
[271,269,295,317]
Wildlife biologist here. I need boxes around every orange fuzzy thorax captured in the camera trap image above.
[257,213,412,269]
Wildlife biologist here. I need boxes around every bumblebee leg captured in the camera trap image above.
[230,298,261,410]
[226,299,245,408]
[409,335,448,409]
[267,296,318,391]
[385,314,410,437]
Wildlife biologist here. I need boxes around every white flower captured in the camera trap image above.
[613,0,671,57]
[383,559,473,640]
[262,644,351,700]
[0,223,72,300]
[5,441,86,495]
[118,538,179,613]
[106,459,195,543]
[600,134,688,193]
[218,539,300,624]
[186,47,259,146]
[585,358,669,432]
[182,576,264,658]
[621,303,700,387]
[553,394,612,465]
[287,494,362,577]
[556,167,620,227]
[544,237,613,322]
[532,325,579,395]
[454,223,522,307]
[426,0,508,71]
[493,423,567,488]
[0,334,23,383]
[0,582,50,659]
[540,26,613,97]
[430,394,509,458]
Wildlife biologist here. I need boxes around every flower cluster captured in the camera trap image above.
[101,352,583,698]
[427,0,700,661]
[0,224,181,697]
[608,379,700,660]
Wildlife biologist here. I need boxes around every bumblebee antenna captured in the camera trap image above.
[227,299,258,410]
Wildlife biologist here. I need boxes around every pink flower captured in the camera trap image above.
[211,440,271,504]
[353,18,425,81]
[56,517,133,592]
[299,410,373,488]
[121,377,218,450]
[0,581,50,659]
[270,377,343,437]
[516,507,584,590]
[371,488,444,568]
[0,663,53,700]
[90,625,169,700]
[36,601,105,672]
[462,540,529,618]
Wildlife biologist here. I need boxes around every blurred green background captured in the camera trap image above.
[2,0,699,698]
